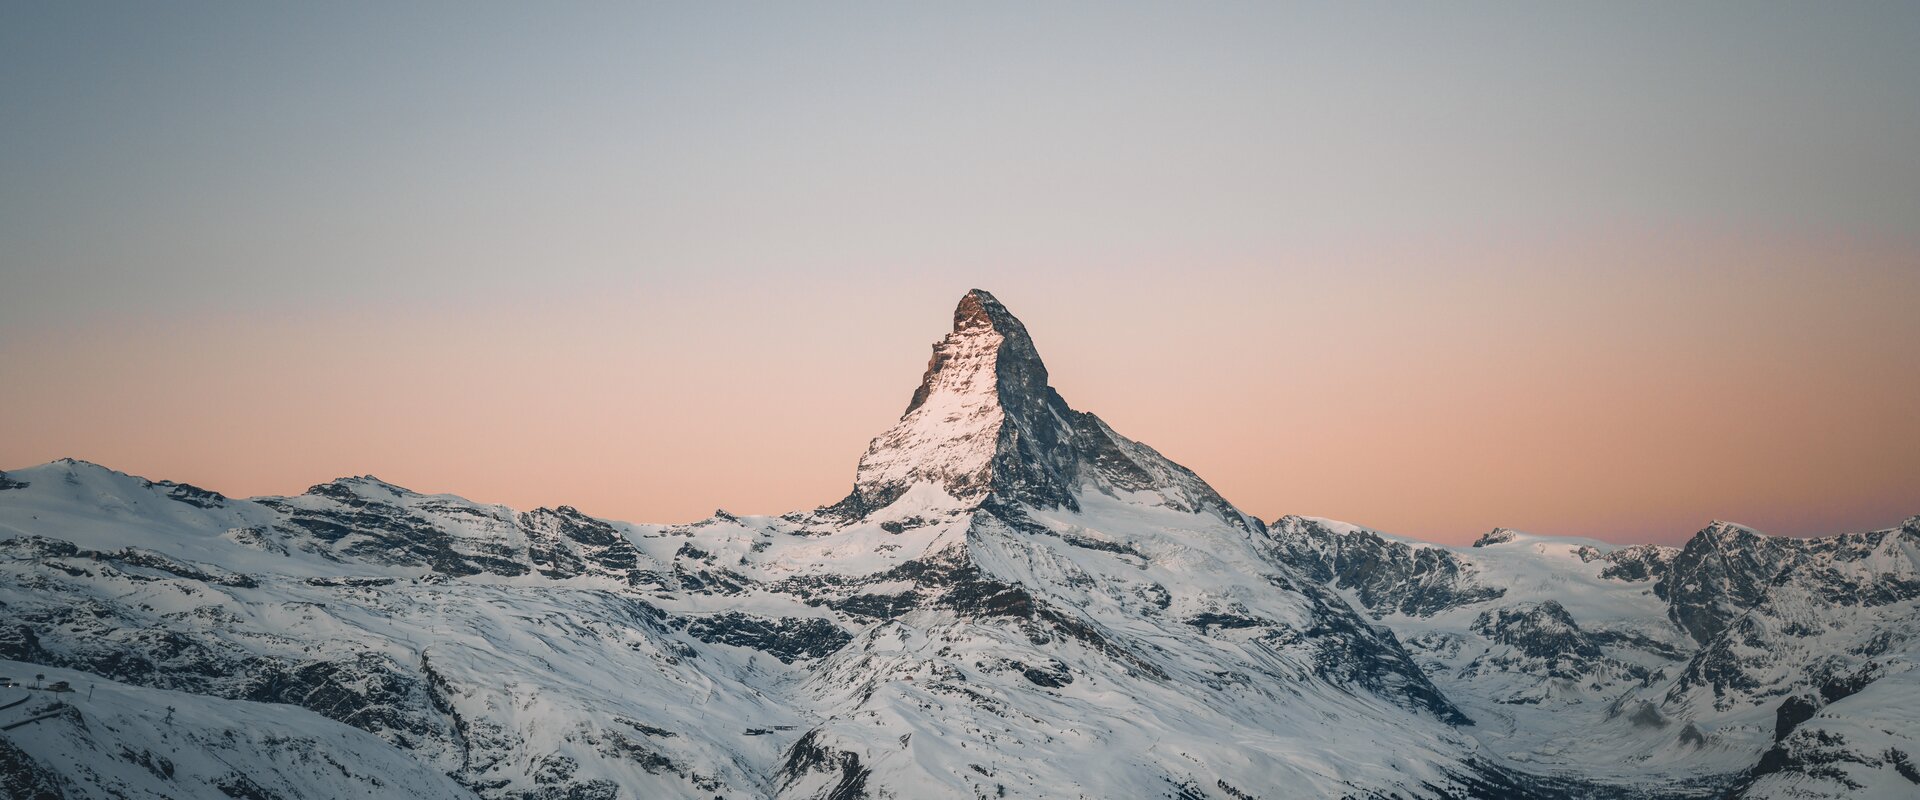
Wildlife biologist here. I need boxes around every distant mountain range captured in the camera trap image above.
[3,290,1915,799]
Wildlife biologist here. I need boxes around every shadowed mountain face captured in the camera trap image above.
[845,290,1248,526]
[1,290,1915,800]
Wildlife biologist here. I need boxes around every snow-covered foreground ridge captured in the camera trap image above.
[2,290,1916,800]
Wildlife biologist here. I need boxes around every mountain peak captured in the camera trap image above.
[954,287,997,320]
[951,288,1018,332]
[305,474,414,502]
[899,288,1047,418]
[841,290,1249,527]
[1695,520,1761,544]
[850,290,1050,512]
[1473,528,1521,547]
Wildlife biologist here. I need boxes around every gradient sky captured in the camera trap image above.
[3,3,1917,545]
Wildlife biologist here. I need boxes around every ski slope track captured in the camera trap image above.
[2,290,1914,799]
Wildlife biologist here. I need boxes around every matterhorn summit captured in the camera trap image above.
[846,289,1248,527]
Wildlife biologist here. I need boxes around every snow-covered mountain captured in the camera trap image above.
[1,289,1914,799]
[1265,515,1920,798]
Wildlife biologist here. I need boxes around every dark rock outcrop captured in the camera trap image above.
[1266,516,1505,618]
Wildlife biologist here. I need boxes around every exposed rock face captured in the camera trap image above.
[145,479,227,509]
[1468,601,1609,680]
[844,290,1250,527]
[1472,528,1519,547]
[1660,518,1920,738]
[1266,515,1505,618]
[520,505,645,580]
[0,734,65,800]
[1585,543,1679,582]
[1661,519,1920,646]
[1274,509,1920,797]
[256,476,533,578]
[1660,521,1798,645]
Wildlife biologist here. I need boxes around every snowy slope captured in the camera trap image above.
[0,660,476,800]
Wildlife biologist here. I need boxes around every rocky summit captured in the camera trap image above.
[844,289,1246,524]
[1,290,1916,799]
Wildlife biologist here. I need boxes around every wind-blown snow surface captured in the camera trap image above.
[1,290,1914,799]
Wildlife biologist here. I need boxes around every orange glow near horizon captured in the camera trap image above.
[4,232,1915,547]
